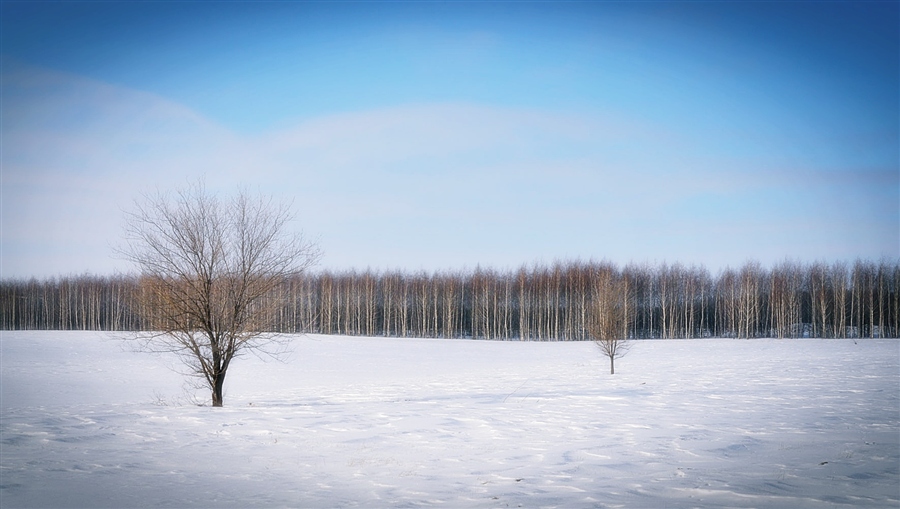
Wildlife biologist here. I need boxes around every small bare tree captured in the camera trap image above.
[121,182,320,406]
[589,265,630,375]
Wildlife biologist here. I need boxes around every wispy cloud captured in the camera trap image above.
[2,62,896,277]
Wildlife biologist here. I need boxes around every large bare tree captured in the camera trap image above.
[120,182,320,406]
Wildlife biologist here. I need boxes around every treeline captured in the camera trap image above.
[2,259,898,339]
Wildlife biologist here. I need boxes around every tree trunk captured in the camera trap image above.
[212,373,225,407]
[610,356,615,375]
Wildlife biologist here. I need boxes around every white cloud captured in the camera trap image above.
[1,63,259,277]
[2,63,894,278]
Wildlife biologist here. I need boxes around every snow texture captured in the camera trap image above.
[1,331,898,508]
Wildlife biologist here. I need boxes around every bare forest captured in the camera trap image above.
[2,259,899,339]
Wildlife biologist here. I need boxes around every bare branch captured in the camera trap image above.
[588,264,630,374]
[120,181,319,406]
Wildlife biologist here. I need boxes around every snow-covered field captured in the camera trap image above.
[1,332,897,508]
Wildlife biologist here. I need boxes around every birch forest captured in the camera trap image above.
[2,259,899,339]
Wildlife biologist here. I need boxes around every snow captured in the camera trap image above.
[1,331,898,508]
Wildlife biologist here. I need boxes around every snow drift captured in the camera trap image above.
[1,331,897,508]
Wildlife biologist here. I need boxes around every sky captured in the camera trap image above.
[1,1,898,278]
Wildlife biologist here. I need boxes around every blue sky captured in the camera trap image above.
[2,1,897,278]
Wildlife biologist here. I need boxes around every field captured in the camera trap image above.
[1,331,898,508]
